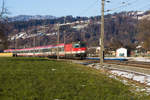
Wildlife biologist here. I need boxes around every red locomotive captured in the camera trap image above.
[4,42,87,59]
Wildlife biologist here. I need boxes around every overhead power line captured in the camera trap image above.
[106,0,142,13]
[78,0,100,16]
[136,2,150,11]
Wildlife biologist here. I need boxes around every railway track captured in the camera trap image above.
[104,60,150,69]
[72,59,150,69]
[49,58,150,70]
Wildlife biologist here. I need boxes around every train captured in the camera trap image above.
[4,42,87,59]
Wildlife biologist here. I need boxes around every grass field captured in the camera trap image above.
[0,57,149,100]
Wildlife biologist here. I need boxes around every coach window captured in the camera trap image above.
[47,48,50,52]
[31,50,34,53]
[40,49,43,53]
[32,50,35,53]
[58,47,61,51]
[35,50,38,53]
[49,48,52,52]
[46,49,49,52]
[42,49,45,52]
[41,49,43,52]
[42,49,47,52]
[52,48,55,52]
[60,47,64,51]
[40,49,43,52]
[27,50,29,53]
[37,50,39,53]
[62,47,64,51]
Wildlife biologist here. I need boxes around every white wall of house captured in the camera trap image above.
[116,48,127,57]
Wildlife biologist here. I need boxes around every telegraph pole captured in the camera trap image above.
[100,0,105,66]
[57,24,60,60]
[64,17,66,45]
[33,36,36,47]
[14,38,17,49]
[14,36,18,49]
[63,17,66,58]
[33,36,36,56]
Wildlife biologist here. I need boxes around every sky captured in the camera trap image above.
[1,0,150,17]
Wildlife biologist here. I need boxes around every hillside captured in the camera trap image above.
[8,15,56,22]
[6,11,150,50]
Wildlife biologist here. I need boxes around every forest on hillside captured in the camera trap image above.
[7,12,138,49]
[1,12,150,51]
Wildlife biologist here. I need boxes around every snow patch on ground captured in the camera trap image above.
[110,70,150,86]
[130,57,150,62]
[86,63,150,94]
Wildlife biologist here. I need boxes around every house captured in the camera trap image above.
[87,47,100,57]
[116,48,127,57]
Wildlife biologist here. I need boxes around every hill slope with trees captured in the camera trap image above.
[6,11,150,51]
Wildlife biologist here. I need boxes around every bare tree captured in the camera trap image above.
[137,19,150,50]
[0,0,9,51]
[0,0,8,20]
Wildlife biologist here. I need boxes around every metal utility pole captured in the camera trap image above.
[64,30,66,44]
[15,39,17,49]
[100,0,105,66]
[14,38,17,49]
[57,24,60,60]
[33,36,36,47]
[63,17,66,58]
[64,17,66,45]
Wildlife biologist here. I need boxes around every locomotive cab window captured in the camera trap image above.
[74,43,86,48]
[74,44,80,48]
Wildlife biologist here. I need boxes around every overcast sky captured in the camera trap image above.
[1,0,150,17]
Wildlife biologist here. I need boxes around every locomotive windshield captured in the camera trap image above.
[73,42,86,48]
[74,44,80,48]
